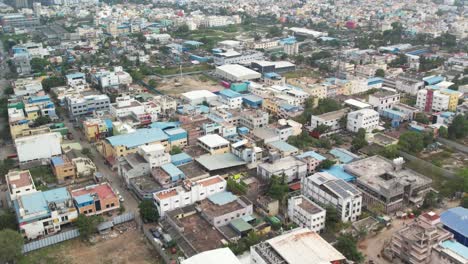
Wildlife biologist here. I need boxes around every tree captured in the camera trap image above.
[375,69,385,77]
[439,126,448,138]
[76,214,102,240]
[324,204,339,231]
[312,98,342,115]
[422,191,439,210]
[227,178,247,195]
[0,229,23,263]
[379,144,400,159]
[0,210,17,231]
[334,234,364,263]
[317,159,336,171]
[41,76,66,92]
[398,131,425,153]
[170,146,182,155]
[267,174,289,202]
[414,113,430,124]
[267,26,282,38]
[351,128,368,152]
[139,200,159,223]
[461,196,468,209]
[448,115,468,139]
[32,115,51,127]
[312,124,330,134]
[30,57,49,73]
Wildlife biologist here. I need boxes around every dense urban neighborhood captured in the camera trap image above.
[0,0,467,264]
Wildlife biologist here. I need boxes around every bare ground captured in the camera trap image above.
[157,75,221,94]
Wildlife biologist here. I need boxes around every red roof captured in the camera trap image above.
[289,182,301,191]
[71,183,116,200]
[422,212,440,221]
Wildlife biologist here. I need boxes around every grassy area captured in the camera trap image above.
[153,64,214,75]
[19,240,73,264]
[283,69,320,79]
[29,165,56,190]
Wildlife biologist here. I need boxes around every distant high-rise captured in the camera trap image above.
[14,0,29,8]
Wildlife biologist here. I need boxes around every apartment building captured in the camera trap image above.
[391,212,453,264]
[344,156,432,213]
[153,175,227,216]
[51,156,76,183]
[15,132,62,163]
[12,78,43,97]
[199,192,253,227]
[66,94,111,118]
[198,134,230,155]
[431,240,468,264]
[346,108,380,133]
[310,108,349,136]
[218,89,243,109]
[5,170,37,205]
[288,195,326,232]
[66,72,88,91]
[368,90,401,113]
[257,156,307,183]
[303,172,362,222]
[416,88,462,112]
[71,183,120,216]
[395,74,425,95]
[295,151,327,174]
[239,110,269,130]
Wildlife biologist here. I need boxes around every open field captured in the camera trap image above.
[157,75,221,94]
[20,223,160,264]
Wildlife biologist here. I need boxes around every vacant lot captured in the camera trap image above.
[157,75,221,94]
[20,224,160,264]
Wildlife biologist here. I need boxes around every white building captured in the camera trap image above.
[13,78,43,97]
[251,228,346,264]
[217,89,243,109]
[110,96,145,118]
[182,248,241,264]
[138,144,170,168]
[416,89,450,112]
[90,66,132,90]
[368,90,401,113]
[346,109,380,133]
[197,134,230,155]
[213,50,263,66]
[239,110,269,130]
[215,64,262,82]
[153,175,227,216]
[303,172,362,222]
[310,108,348,135]
[257,156,307,183]
[288,195,326,233]
[5,170,37,205]
[15,132,62,163]
[181,90,218,106]
[66,72,87,91]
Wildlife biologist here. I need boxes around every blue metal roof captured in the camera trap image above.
[171,152,192,165]
[161,163,184,177]
[208,191,237,206]
[441,207,468,238]
[219,89,242,98]
[264,72,281,79]
[242,94,263,103]
[20,192,48,215]
[105,119,113,129]
[42,187,70,203]
[323,165,356,182]
[330,148,359,164]
[296,151,326,161]
[74,194,94,205]
[440,240,468,260]
[106,128,168,148]
[164,127,187,136]
[424,76,444,85]
[51,156,64,166]
[66,72,85,79]
[150,121,180,130]
[268,140,298,153]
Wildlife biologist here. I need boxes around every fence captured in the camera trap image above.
[143,228,173,264]
[23,229,80,253]
[23,212,136,254]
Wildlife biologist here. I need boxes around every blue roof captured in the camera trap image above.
[51,156,64,166]
[20,192,48,215]
[330,148,359,164]
[28,95,50,103]
[296,151,326,161]
[161,163,184,177]
[242,94,263,103]
[208,191,237,205]
[322,165,356,182]
[66,72,85,79]
[184,40,203,46]
[264,72,281,79]
[74,194,94,205]
[42,187,70,203]
[171,152,192,164]
[106,128,168,148]
[424,76,444,85]
[268,140,299,153]
[440,240,468,260]
[441,207,468,238]
[105,119,113,129]
[219,89,242,98]
[280,104,300,111]
[368,77,384,84]
[150,121,180,130]
[164,127,187,136]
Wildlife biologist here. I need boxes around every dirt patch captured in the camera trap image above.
[157,75,221,95]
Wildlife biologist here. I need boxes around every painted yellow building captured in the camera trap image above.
[197,134,230,155]
[262,98,281,114]
[9,121,30,140]
[101,127,169,164]
[83,119,112,142]
[440,89,462,112]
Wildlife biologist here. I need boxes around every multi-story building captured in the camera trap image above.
[416,88,462,112]
[51,156,76,183]
[153,175,227,216]
[239,110,269,130]
[395,74,425,95]
[15,132,62,163]
[251,228,346,264]
[346,109,380,133]
[288,195,326,232]
[431,240,468,264]
[66,94,111,118]
[247,39,279,50]
[90,67,132,91]
[110,96,145,118]
[66,72,88,91]
[138,144,171,168]
[0,13,40,32]
[199,192,253,227]
[71,183,120,216]
[344,156,432,213]
[197,134,230,155]
[391,212,453,264]
[82,118,113,142]
[12,78,43,97]
[5,170,37,205]
[218,89,243,109]
[257,156,307,183]
[303,172,362,222]
[13,187,78,240]
[368,90,401,113]
[310,108,349,136]
[213,50,264,65]
[295,151,327,174]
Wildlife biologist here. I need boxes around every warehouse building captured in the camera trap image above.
[215,64,261,82]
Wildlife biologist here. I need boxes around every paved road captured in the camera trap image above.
[63,118,140,214]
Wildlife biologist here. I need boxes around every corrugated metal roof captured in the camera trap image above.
[106,128,168,148]
[441,207,468,238]
[208,191,237,205]
[268,140,298,153]
[161,163,184,177]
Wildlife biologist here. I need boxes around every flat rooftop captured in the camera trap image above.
[7,170,33,188]
[293,195,324,215]
[178,213,225,253]
[313,108,348,121]
[71,183,116,200]
[199,195,245,218]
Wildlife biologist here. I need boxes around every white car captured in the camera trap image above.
[118,194,124,202]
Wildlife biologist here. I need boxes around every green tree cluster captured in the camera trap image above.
[267,175,289,202]
[76,214,103,240]
[317,159,336,171]
[414,113,430,124]
[334,234,364,263]
[351,128,368,152]
[227,178,248,195]
[398,131,433,153]
[228,231,262,255]
[448,115,468,139]
[41,76,66,92]
[0,229,24,263]
[139,200,160,223]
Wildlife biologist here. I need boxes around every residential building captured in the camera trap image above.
[288,195,326,232]
[51,156,76,183]
[303,172,362,222]
[310,108,348,136]
[295,151,327,174]
[15,132,62,163]
[416,88,462,112]
[90,67,132,91]
[153,175,227,216]
[267,140,299,158]
[198,191,253,227]
[239,110,269,130]
[197,134,230,155]
[250,228,346,264]
[344,156,432,213]
[257,156,307,183]
[110,96,145,118]
[12,78,43,97]
[66,72,87,91]
[5,170,37,205]
[346,109,380,133]
[218,89,243,109]
[71,183,120,216]
[14,187,78,240]
[368,90,401,113]
[395,74,425,95]
[82,118,113,142]
[66,94,111,118]
[164,128,188,147]
[431,240,468,264]
[0,13,40,32]
[391,212,453,264]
